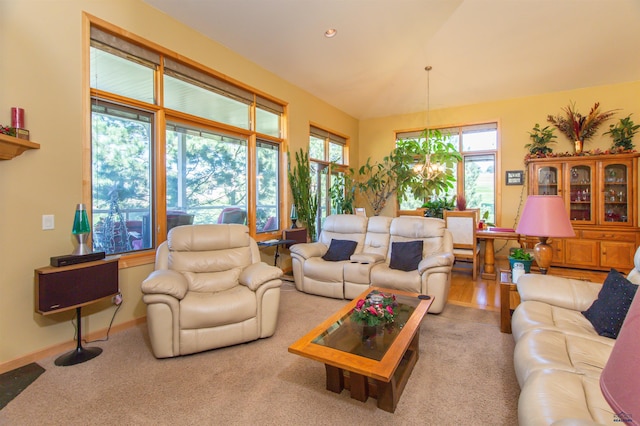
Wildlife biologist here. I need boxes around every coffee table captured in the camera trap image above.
[288,287,433,413]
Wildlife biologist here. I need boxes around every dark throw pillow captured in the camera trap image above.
[322,239,358,262]
[389,240,424,272]
[582,268,639,339]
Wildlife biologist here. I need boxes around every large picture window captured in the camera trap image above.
[309,125,348,232]
[88,21,285,257]
[397,123,498,223]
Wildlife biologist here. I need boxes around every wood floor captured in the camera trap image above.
[447,257,609,312]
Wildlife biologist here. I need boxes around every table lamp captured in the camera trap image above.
[290,204,298,229]
[600,292,640,425]
[515,195,575,274]
[72,203,91,255]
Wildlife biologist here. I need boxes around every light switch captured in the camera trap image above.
[42,214,55,230]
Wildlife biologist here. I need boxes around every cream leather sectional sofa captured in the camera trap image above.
[290,214,454,313]
[511,249,640,425]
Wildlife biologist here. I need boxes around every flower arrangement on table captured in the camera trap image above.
[350,291,398,327]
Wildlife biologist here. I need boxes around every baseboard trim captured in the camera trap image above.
[0,316,146,375]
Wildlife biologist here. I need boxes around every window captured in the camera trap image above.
[166,124,248,226]
[88,22,285,256]
[309,125,348,231]
[397,123,497,223]
[91,102,154,254]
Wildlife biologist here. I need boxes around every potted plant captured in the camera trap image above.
[525,123,557,156]
[357,152,412,216]
[509,247,534,272]
[603,114,639,151]
[422,196,455,219]
[547,102,617,154]
[330,166,357,214]
[288,149,319,241]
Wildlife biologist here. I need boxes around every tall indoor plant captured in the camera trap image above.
[288,149,318,241]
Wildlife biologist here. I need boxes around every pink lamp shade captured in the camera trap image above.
[600,292,640,425]
[515,195,575,238]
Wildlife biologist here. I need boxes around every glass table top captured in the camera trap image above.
[311,292,420,361]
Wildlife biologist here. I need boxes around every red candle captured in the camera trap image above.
[11,107,24,129]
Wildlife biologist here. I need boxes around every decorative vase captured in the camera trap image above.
[509,257,533,273]
[361,324,380,342]
[574,140,584,154]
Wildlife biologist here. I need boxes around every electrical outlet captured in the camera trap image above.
[112,293,123,306]
[42,215,55,230]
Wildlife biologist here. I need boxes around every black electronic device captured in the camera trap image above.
[50,251,106,267]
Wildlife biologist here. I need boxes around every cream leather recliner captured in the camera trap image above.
[141,224,283,358]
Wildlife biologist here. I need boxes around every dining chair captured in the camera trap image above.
[444,209,480,280]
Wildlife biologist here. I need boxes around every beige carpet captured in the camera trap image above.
[0,283,519,425]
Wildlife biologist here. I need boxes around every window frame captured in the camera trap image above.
[395,122,500,223]
[84,15,287,266]
[308,124,350,232]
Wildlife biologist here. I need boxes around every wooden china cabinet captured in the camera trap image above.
[525,153,640,273]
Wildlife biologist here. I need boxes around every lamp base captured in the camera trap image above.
[72,233,91,255]
[533,237,553,275]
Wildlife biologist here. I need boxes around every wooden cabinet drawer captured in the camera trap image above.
[581,230,636,242]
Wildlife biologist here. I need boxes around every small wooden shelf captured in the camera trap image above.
[0,133,40,160]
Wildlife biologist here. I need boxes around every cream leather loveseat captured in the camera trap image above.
[290,214,454,313]
[511,248,640,425]
[141,224,283,358]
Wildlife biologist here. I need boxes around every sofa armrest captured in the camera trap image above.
[289,242,327,259]
[141,269,189,300]
[418,252,454,274]
[350,253,385,264]
[240,262,283,291]
[516,274,602,311]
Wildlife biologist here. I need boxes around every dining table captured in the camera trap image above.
[476,227,520,280]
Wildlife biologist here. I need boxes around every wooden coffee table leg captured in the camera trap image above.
[376,378,397,413]
[349,372,369,402]
[325,364,344,393]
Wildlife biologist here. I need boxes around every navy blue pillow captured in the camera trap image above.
[322,239,358,261]
[389,240,423,272]
[582,268,638,338]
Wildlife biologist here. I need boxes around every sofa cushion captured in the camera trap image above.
[582,268,639,338]
[322,239,358,261]
[389,240,423,271]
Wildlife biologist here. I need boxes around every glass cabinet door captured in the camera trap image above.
[568,164,593,222]
[534,165,560,195]
[602,162,630,224]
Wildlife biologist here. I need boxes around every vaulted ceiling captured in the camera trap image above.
[143,0,640,120]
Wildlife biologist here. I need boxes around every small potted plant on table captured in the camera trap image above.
[509,248,534,273]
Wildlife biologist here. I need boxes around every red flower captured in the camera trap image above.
[386,305,394,315]
[355,299,365,310]
[367,306,378,316]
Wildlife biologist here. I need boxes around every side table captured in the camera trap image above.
[257,239,297,266]
[499,269,520,334]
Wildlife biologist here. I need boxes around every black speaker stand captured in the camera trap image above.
[54,307,102,366]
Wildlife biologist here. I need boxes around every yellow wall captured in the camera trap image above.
[0,0,358,368]
[359,81,640,236]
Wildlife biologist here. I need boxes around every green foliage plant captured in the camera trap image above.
[329,166,357,214]
[357,153,412,216]
[509,248,533,261]
[603,114,639,151]
[422,196,455,219]
[525,123,557,155]
[288,149,318,241]
[396,129,462,202]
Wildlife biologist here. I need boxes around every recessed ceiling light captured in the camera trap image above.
[324,28,337,38]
